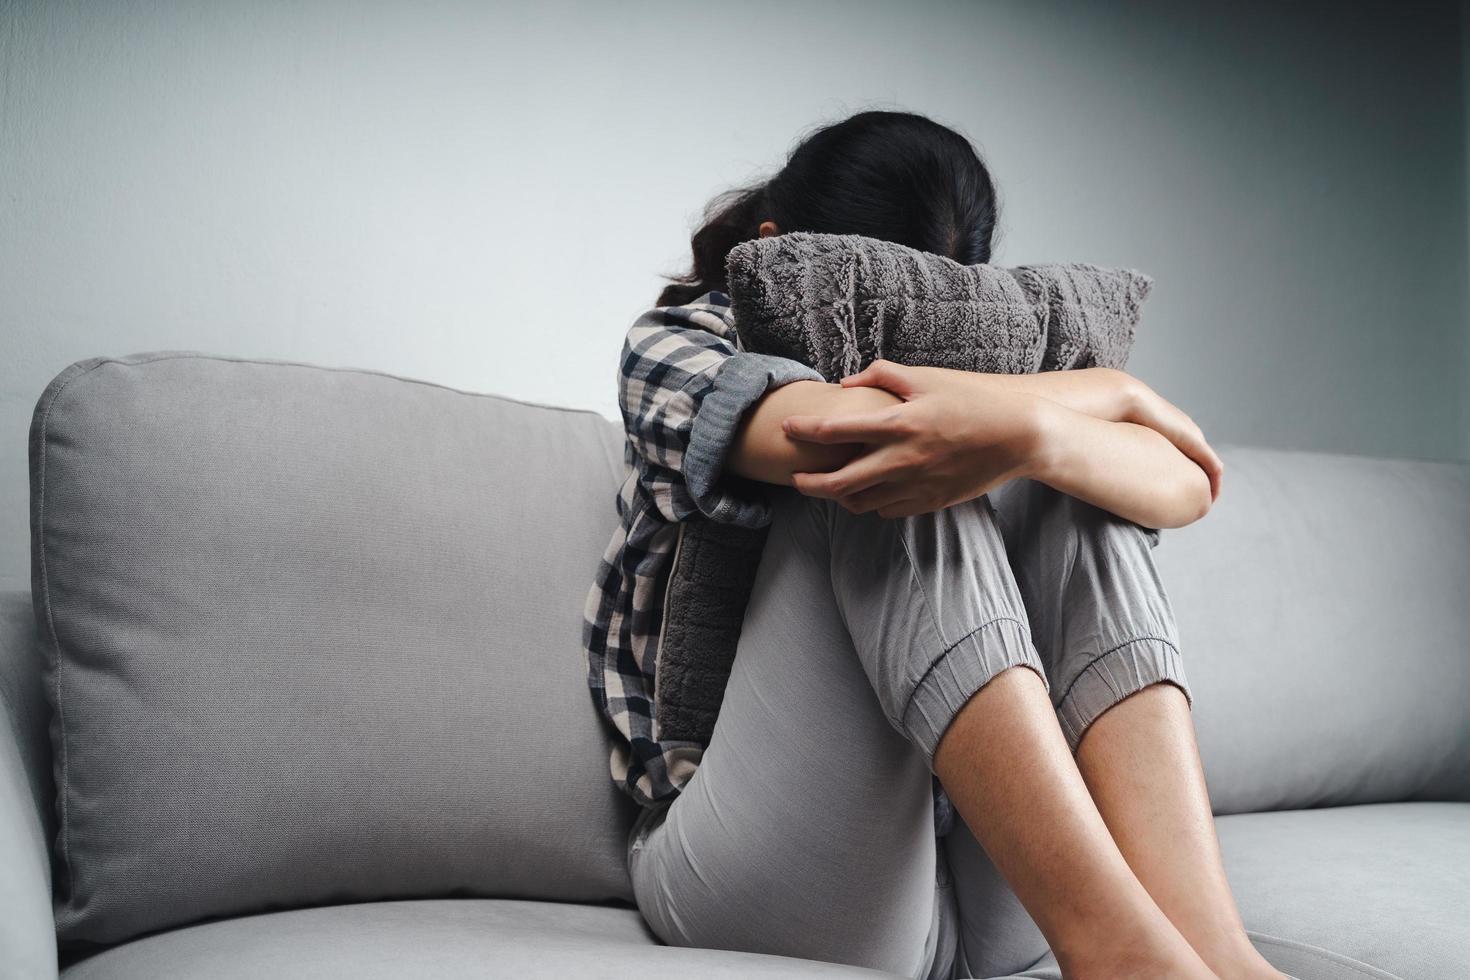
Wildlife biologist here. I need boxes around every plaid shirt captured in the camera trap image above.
[582,289,826,809]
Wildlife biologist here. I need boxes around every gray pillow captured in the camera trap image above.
[29,352,639,950]
[724,231,1153,378]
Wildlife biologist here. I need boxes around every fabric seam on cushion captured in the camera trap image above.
[32,357,120,905]
[47,351,612,418]
[1243,929,1405,980]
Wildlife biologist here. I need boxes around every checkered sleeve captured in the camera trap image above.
[619,301,826,528]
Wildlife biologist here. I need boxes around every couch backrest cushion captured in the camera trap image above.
[1155,445,1470,814]
[30,352,639,948]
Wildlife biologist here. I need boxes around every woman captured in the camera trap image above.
[583,109,1285,980]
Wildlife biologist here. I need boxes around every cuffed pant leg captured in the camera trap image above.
[821,490,1051,768]
[988,477,1194,753]
[632,486,1085,980]
[941,480,1197,979]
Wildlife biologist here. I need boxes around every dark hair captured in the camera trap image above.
[657,109,1000,306]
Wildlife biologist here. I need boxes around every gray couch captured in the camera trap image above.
[2,352,1466,980]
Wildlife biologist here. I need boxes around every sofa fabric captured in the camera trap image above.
[58,898,905,980]
[10,351,1469,978]
[1154,447,1470,814]
[937,782,1425,980]
[0,589,58,979]
[28,352,640,949]
[1215,802,1469,980]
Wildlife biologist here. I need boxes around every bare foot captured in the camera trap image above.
[1193,933,1288,980]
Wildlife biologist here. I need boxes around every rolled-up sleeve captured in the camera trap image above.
[619,302,824,527]
[684,351,826,525]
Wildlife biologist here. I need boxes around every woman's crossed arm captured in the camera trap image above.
[727,360,1222,530]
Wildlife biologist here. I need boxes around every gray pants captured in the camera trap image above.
[628,478,1193,979]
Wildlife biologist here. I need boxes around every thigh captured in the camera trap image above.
[629,487,942,978]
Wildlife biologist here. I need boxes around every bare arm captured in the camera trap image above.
[777,361,1217,530]
[981,366,1223,504]
[1028,403,1212,528]
[724,379,904,485]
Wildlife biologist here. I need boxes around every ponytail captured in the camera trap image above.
[656,181,771,307]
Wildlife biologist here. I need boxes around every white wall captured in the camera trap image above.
[2,0,1467,590]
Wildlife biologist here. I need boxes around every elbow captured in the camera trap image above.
[1159,467,1213,529]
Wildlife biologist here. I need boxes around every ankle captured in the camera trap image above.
[1061,945,1217,980]
[1056,918,1217,980]
[1188,928,1285,980]
[1199,941,1286,980]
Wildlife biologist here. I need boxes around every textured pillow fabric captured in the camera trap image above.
[724,231,1153,378]
[29,352,639,950]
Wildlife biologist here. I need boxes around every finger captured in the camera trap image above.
[838,481,915,515]
[875,497,930,519]
[792,446,907,499]
[839,359,914,398]
[782,410,904,445]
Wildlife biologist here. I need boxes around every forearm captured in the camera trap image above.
[1029,402,1212,530]
[727,379,903,486]
[988,367,1135,421]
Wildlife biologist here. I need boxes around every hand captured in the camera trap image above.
[780,360,1050,518]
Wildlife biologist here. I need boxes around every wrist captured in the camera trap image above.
[1018,396,1072,484]
[1110,370,1145,424]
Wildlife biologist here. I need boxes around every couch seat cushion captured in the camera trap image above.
[59,898,903,979]
[1215,801,1468,980]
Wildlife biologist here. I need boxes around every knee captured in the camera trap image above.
[994,478,1161,573]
